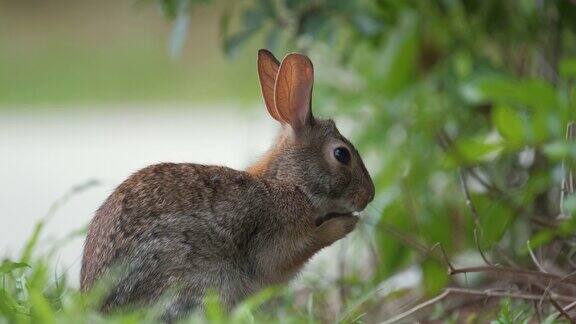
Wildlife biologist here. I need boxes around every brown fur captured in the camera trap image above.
[80,50,374,322]
[246,135,285,176]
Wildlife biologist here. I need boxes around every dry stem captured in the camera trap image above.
[380,287,576,324]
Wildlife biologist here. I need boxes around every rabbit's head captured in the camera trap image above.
[249,50,375,222]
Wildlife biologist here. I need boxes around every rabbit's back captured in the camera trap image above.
[80,162,310,310]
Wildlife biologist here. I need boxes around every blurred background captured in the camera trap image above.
[1,0,576,322]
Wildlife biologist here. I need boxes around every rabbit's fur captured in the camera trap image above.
[80,50,374,321]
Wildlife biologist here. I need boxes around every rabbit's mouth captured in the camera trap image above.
[315,212,354,227]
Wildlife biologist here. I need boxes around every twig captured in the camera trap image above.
[337,279,418,323]
[547,292,575,323]
[381,287,576,324]
[448,265,576,286]
[531,283,543,322]
[548,300,576,323]
[527,240,548,273]
[458,168,481,227]
[531,216,560,228]
[380,289,451,324]
[564,300,576,312]
[560,121,576,219]
[446,287,576,303]
[439,244,455,273]
[539,270,576,309]
[467,167,505,196]
[569,248,576,269]
[475,229,493,266]
[459,168,496,267]
[566,122,575,192]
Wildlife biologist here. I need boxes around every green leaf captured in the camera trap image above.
[373,11,418,96]
[375,201,414,279]
[541,313,561,324]
[462,76,559,110]
[560,58,576,79]
[0,260,30,274]
[543,141,576,160]
[445,136,503,166]
[234,287,281,314]
[492,105,526,145]
[29,290,55,324]
[231,287,283,322]
[559,0,576,33]
[0,289,20,321]
[20,221,44,265]
[422,260,448,295]
[204,291,226,324]
[475,196,514,249]
[528,230,555,249]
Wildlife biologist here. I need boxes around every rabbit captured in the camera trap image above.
[80,49,375,322]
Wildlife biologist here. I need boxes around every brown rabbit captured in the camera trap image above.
[80,50,374,321]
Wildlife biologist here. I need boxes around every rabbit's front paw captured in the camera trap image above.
[315,215,358,248]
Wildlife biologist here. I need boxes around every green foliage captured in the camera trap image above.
[491,299,534,324]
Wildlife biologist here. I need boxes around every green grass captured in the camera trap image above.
[0,2,260,107]
[0,43,260,106]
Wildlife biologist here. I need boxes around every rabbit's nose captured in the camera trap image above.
[363,182,375,209]
[364,178,375,203]
[367,181,375,202]
[354,187,374,211]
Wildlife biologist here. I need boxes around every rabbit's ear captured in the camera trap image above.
[257,49,284,123]
[274,53,314,131]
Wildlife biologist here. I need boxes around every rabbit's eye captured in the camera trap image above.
[333,147,351,165]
